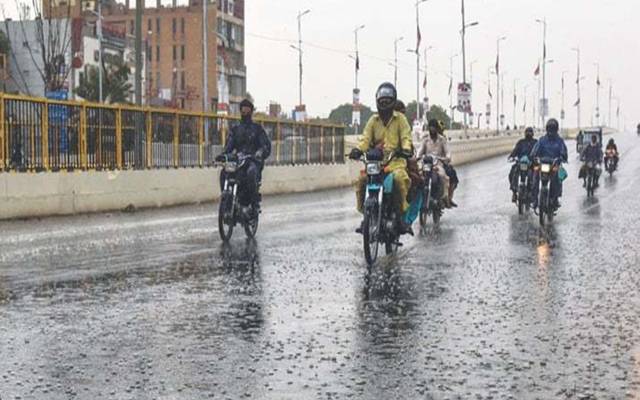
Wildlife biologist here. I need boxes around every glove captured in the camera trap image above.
[349,148,363,160]
[255,149,264,161]
[215,154,227,162]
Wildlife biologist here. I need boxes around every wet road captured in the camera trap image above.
[1,132,640,400]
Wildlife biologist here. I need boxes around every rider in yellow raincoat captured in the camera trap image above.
[349,83,413,234]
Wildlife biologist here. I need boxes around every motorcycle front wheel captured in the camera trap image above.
[218,192,235,242]
[363,204,380,267]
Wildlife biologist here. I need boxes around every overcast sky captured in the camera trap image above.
[3,0,639,129]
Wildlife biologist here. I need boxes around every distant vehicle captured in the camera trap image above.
[577,128,602,156]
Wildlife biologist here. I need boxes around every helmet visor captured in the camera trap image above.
[376,86,396,101]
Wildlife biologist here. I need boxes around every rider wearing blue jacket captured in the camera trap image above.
[508,127,538,202]
[530,119,568,209]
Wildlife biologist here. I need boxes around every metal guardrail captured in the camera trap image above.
[0,93,346,172]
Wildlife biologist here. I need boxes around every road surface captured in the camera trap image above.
[1,132,639,400]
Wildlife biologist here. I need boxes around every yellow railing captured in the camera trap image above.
[0,93,346,172]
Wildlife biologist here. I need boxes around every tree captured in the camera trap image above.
[0,30,9,55]
[406,102,452,129]
[76,58,132,104]
[328,103,373,135]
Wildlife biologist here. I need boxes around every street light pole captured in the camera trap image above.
[296,9,311,107]
[536,18,547,128]
[424,45,433,118]
[460,0,478,132]
[561,70,567,131]
[496,36,506,135]
[594,61,600,126]
[572,47,581,129]
[449,53,459,128]
[415,0,428,124]
[512,79,517,129]
[393,36,403,88]
[354,25,365,89]
[202,0,208,113]
[608,80,612,128]
[97,0,103,103]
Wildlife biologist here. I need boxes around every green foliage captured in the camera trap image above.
[328,103,374,135]
[76,58,132,104]
[406,102,452,129]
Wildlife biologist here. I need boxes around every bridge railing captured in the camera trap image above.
[0,93,345,172]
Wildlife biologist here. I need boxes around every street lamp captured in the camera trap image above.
[295,9,311,107]
[354,24,365,89]
[423,45,434,118]
[496,36,506,134]
[535,18,547,127]
[460,0,478,131]
[414,0,429,124]
[393,36,404,88]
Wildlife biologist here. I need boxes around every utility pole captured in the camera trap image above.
[594,62,600,126]
[449,53,458,128]
[512,79,517,129]
[536,18,547,128]
[415,0,428,125]
[424,45,433,120]
[295,9,311,107]
[608,80,612,128]
[393,36,403,88]
[353,24,365,135]
[496,36,506,135]
[97,0,103,103]
[460,0,478,132]
[202,0,208,113]
[354,25,365,89]
[561,70,567,131]
[572,47,581,129]
[134,0,142,105]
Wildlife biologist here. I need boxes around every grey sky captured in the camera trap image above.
[3,0,638,128]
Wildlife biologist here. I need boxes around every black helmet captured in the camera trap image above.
[525,127,534,138]
[239,98,254,111]
[608,138,615,145]
[428,118,440,130]
[394,100,406,114]
[545,118,559,134]
[375,82,397,113]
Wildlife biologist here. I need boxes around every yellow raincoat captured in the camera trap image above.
[355,111,413,213]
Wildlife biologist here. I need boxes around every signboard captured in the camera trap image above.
[352,110,361,126]
[352,88,360,105]
[294,104,307,122]
[46,90,69,153]
[560,109,565,120]
[500,114,505,127]
[457,82,472,113]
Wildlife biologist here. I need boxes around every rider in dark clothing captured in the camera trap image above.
[530,118,568,209]
[581,135,603,188]
[508,127,538,202]
[605,138,619,169]
[216,99,271,209]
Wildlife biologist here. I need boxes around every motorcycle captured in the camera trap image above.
[511,155,533,215]
[216,153,260,242]
[584,161,599,197]
[604,149,617,177]
[358,151,405,267]
[534,157,562,226]
[419,154,445,227]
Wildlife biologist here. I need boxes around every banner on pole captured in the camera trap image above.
[457,82,472,113]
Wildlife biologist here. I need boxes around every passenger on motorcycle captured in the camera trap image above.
[508,127,537,202]
[416,119,453,208]
[605,138,619,169]
[580,134,603,188]
[530,118,568,209]
[349,82,414,234]
[216,99,271,213]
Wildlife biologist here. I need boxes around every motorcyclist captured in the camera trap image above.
[580,134,603,188]
[530,118,568,209]
[508,127,537,203]
[417,118,452,207]
[437,121,458,207]
[604,138,619,170]
[349,82,414,235]
[215,99,271,213]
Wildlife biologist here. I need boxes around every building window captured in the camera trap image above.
[172,18,176,35]
[180,17,185,34]
[147,46,152,62]
[156,45,160,62]
[180,98,185,109]
[130,21,134,35]
[156,18,160,34]
[172,45,177,61]
[147,19,152,33]
[180,45,185,60]
[156,72,161,88]
[180,71,185,91]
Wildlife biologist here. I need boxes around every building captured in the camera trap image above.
[216,0,246,114]
[43,0,247,113]
[0,19,72,97]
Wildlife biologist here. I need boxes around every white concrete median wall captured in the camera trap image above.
[0,134,526,220]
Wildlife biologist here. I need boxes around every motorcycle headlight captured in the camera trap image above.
[519,163,529,171]
[366,162,381,175]
[224,163,238,173]
[540,164,552,174]
[423,164,432,172]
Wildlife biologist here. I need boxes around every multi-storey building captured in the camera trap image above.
[216,0,246,114]
[43,0,225,112]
